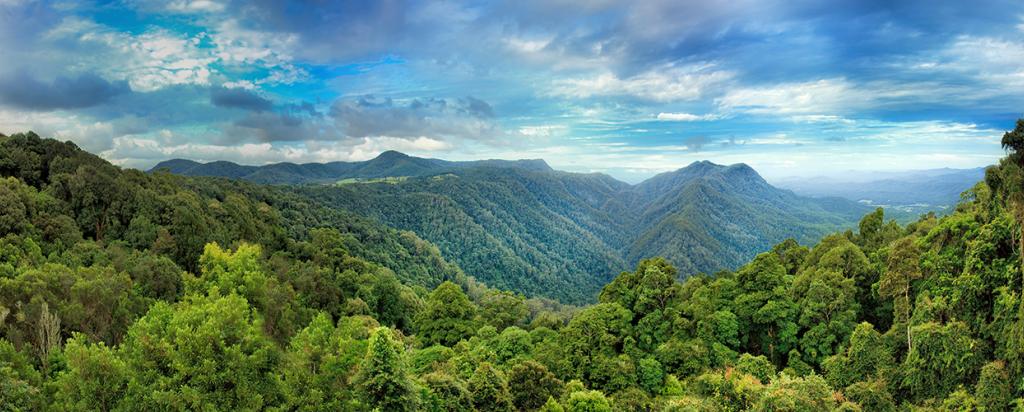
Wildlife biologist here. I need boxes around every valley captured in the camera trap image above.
[156,154,872,303]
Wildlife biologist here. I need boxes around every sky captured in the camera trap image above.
[0,0,1021,182]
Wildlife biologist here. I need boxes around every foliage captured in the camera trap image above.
[356,327,418,411]
[416,281,477,347]
[1,125,1024,410]
[468,362,514,412]
[293,159,869,304]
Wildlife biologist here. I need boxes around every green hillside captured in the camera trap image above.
[0,121,1022,410]
[151,150,553,184]
[297,168,634,303]
[293,159,868,303]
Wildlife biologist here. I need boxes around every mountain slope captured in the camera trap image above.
[151,151,553,184]
[282,158,870,302]
[628,163,868,274]
[151,151,871,303]
[0,132,465,291]
[296,167,634,302]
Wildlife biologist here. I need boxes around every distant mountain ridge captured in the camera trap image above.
[772,167,986,216]
[156,152,871,302]
[152,151,553,184]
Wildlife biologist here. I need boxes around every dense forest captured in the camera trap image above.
[152,150,555,185]
[2,119,1024,410]
[160,153,869,304]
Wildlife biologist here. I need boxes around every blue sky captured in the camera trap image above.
[0,0,1020,182]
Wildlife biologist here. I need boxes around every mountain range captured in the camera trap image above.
[153,151,553,184]
[772,167,986,216]
[154,152,873,303]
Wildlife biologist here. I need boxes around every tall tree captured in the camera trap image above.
[879,236,922,350]
[734,252,798,365]
[53,334,128,411]
[415,281,477,347]
[119,294,282,410]
[508,360,564,411]
[468,362,514,412]
[355,327,417,411]
[478,290,529,331]
[559,303,632,383]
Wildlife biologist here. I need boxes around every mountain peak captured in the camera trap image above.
[150,158,202,173]
[675,160,726,177]
[373,150,411,162]
[687,159,719,167]
[721,162,767,185]
[725,162,756,174]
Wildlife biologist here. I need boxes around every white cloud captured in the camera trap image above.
[36,16,305,93]
[656,112,720,121]
[716,78,866,116]
[338,137,453,161]
[0,108,155,152]
[167,0,226,13]
[551,63,734,102]
[941,35,1024,87]
[210,20,296,65]
[788,114,855,124]
[49,19,216,92]
[505,36,552,54]
[518,125,566,137]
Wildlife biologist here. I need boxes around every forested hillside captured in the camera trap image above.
[293,159,868,303]
[3,122,1024,411]
[153,150,553,184]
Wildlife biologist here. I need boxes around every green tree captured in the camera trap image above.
[120,293,282,410]
[422,371,473,412]
[736,353,775,384]
[790,265,859,366]
[192,242,301,343]
[492,326,533,364]
[53,334,128,411]
[822,322,893,389]
[752,373,836,412]
[416,281,478,347]
[468,362,514,412]
[540,397,566,411]
[565,390,613,412]
[355,327,417,411]
[559,303,632,383]
[844,379,896,412]
[734,252,798,365]
[976,360,1013,412]
[772,238,809,276]
[878,236,922,351]
[508,360,564,411]
[637,356,666,394]
[0,338,42,411]
[479,290,529,330]
[901,321,983,401]
[600,259,681,351]
[282,312,373,410]
[123,253,183,302]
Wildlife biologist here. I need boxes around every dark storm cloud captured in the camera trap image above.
[0,71,129,111]
[211,87,274,112]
